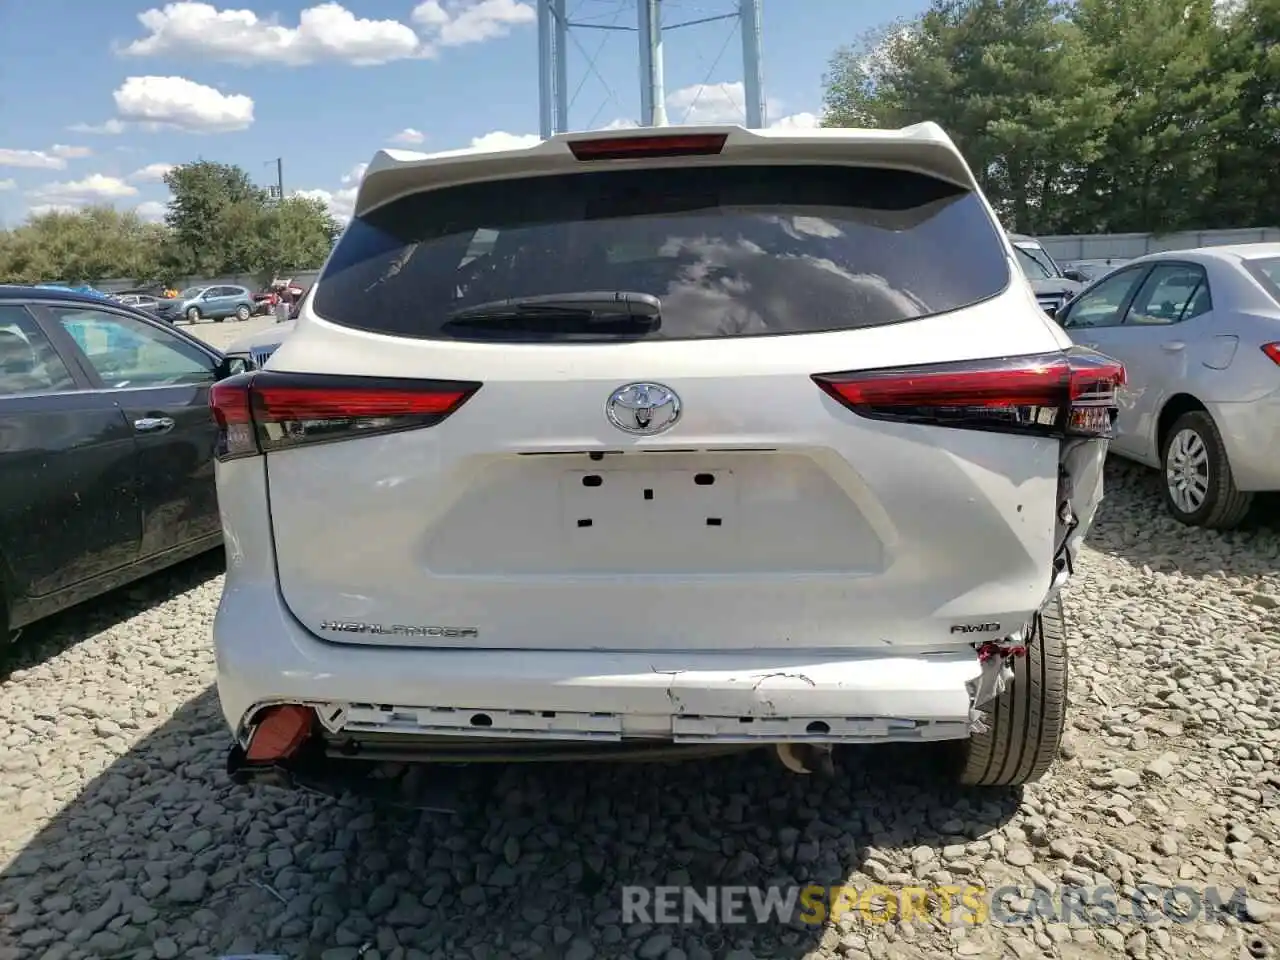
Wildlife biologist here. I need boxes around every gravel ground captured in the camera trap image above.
[1,461,1278,960]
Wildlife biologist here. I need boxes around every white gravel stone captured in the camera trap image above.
[0,461,1277,960]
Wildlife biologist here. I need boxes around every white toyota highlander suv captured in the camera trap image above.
[210,123,1123,790]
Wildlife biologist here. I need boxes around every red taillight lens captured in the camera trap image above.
[209,372,481,461]
[812,349,1125,439]
[1262,343,1280,365]
[568,133,728,161]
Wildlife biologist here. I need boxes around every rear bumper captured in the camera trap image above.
[1209,392,1280,492]
[214,577,986,751]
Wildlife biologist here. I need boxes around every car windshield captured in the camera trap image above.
[1243,256,1280,306]
[313,163,1013,343]
[1013,244,1059,279]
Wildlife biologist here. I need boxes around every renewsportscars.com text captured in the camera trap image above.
[621,884,1253,927]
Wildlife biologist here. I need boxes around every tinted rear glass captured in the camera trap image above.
[1244,256,1280,306]
[313,164,1011,342]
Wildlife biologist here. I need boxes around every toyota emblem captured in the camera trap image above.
[605,382,681,435]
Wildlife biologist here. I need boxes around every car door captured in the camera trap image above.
[1056,264,1152,457]
[213,286,243,318]
[38,303,225,559]
[0,303,142,608]
[1078,262,1215,465]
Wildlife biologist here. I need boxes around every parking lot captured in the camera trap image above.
[0,321,1277,960]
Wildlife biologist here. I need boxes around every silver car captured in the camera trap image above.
[221,319,294,374]
[1055,243,1280,529]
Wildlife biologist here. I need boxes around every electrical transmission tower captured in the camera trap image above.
[536,0,765,139]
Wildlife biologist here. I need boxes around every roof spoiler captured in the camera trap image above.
[350,122,983,220]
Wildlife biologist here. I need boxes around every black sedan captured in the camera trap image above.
[0,285,235,640]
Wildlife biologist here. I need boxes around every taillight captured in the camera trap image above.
[812,348,1125,439]
[568,133,728,161]
[1262,343,1280,365]
[209,371,481,460]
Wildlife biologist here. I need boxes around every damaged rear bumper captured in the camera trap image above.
[224,648,987,749]
[217,573,1042,781]
[217,581,1013,749]
[223,650,999,786]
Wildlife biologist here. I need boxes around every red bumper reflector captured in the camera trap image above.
[245,705,313,762]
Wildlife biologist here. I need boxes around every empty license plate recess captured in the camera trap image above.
[560,469,737,536]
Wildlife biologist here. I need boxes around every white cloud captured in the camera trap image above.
[27,174,139,206]
[389,127,426,145]
[135,200,168,222]
[770,112,821,130]
[412,0,535,47]
[292,163,366,222]
[28,204,79,217]
[663,81,788,126]
[0,149,67,171]
[68,120,127,135]
[129,162,176,182]
[123,2,422,66]
[469,130,541,151]
[0,179,15,191]
[114,76,254,133]
[50,144,93,159]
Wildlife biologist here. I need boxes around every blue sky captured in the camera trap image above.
[0,0,928,227]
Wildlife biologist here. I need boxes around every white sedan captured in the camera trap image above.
[1056,243,1280,529]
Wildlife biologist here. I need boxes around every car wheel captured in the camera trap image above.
[185,306,201,324]
[1160,410,1252,530]
[956,593,1066,787]
[235,304,251,321]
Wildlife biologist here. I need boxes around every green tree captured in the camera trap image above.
[163,160,268,276]
[823,0,1117,234]
[255,196,340,284]
[1070,0,1246,232]
[0,207,164,285]
[1208,0,1280,227]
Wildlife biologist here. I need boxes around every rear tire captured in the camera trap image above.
[185,306,201,324]
[234,304,251,321]
[1159,410,1252,530]
[957,593,1067,787]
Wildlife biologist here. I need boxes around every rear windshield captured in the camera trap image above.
[1013,243,1060,280]
[312,164,1011,342]
[1244,256,1280,306]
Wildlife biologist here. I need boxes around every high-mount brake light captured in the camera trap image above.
[812,349,1125,439]
[209,372,482,460]
[1262,342,1280,366]
[568,133,728,161]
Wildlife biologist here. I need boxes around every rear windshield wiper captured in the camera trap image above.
[444,290,662,325]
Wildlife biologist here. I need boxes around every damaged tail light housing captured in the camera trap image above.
[210,371,482,461]
[1262,343,1280,366]
[812,348,1125,439]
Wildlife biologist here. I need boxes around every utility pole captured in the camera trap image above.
[739,0,765,128]
[535,0,765,134]
[637,0,668,126]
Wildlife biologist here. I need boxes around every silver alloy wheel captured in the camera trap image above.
[1166,427,1210,513]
